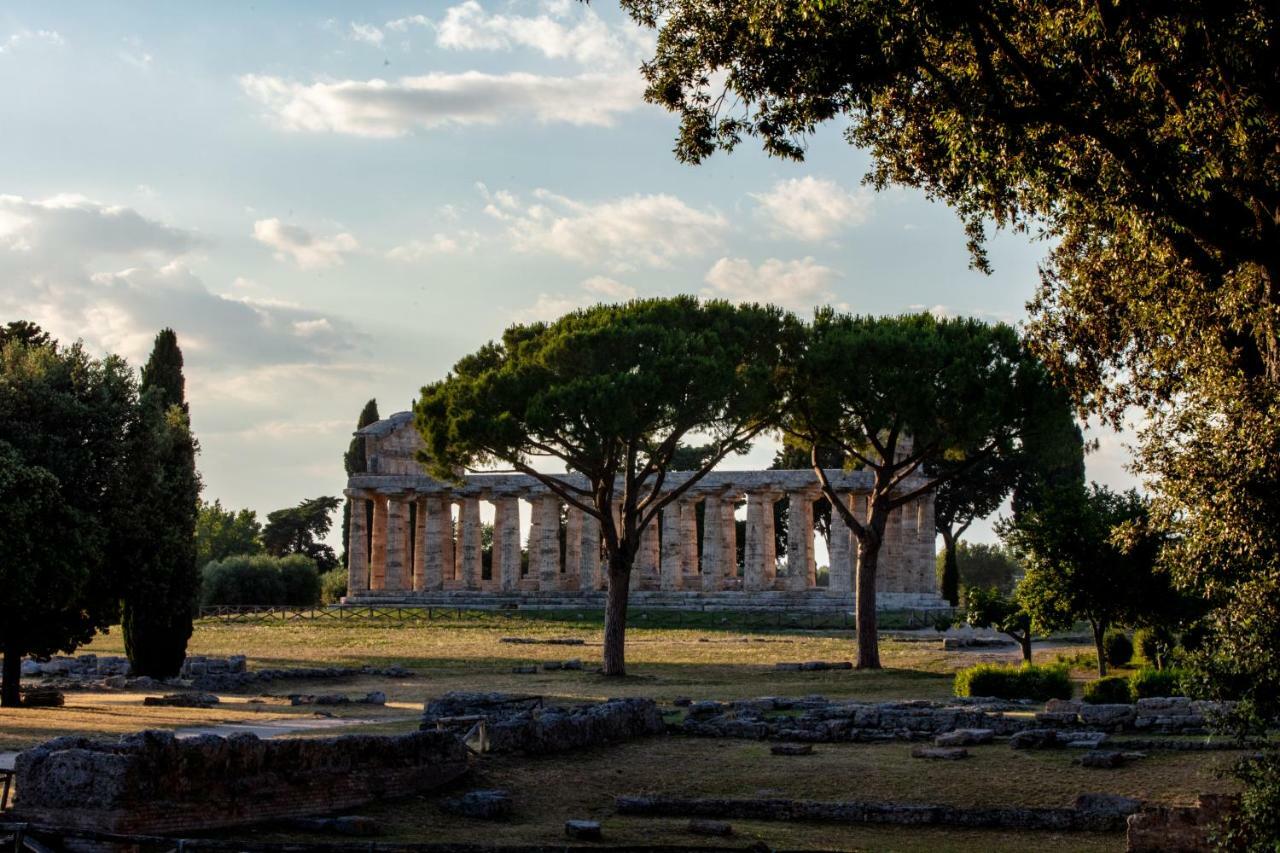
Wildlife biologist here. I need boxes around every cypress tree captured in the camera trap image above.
[341,399,379,568]
[121,329,201,678]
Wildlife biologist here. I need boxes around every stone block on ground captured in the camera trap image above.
[441,789,513,819]
[1061,731,1109,749]
[361,691,387,705]
[142,692,218,708]
[770,743,814,756]
[565,819,602,840]
[934,728,994,747]
[1078,703,1137,729]
[511,665,538,674]
[1009,729,1059,750]
[20,687,65,708]
[1078,750,1128,768]
[911,745,969,760]
[688,818,733,836]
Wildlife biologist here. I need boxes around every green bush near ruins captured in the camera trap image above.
[200,554,322,607]
[1082,675,1134,705]
[953,663,1070,702]
[1103,629,1135,668]
[1131,668,1188,700]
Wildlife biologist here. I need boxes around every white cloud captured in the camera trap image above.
[702,257,840,309]
[118,36,153,70]
[0,193,201,261]
[0,28,63,54]
[509,276,638,324]
[581,275,636,300]
[498,188,727,271]
[349,22,384,46]
[253,218,358,269]
[750,176,872,242]
[435,0,646,68]
[386,15,431,32]
[386,230,480,261]
[240,71,644,137]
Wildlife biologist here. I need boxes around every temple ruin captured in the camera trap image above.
[343,413,945,610]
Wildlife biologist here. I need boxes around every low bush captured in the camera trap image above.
[319,567,348,605]
[1130,667,1187,699]
[1134,625,1177,670]
[1083,675,1134,704]
[954,663,1072,701]
[1103,629,1134,667]
[200,554,321,607]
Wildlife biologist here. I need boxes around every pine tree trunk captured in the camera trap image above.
[1018,632,1033,664]
[1,641,21,708]
[940,528,959,606]
[602,551,631,677]
[855,539,881,669]
[1092,620,1108,677]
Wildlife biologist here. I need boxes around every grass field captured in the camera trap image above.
[1,614,1239,851]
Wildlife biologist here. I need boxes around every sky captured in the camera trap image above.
[0,1,1138,548]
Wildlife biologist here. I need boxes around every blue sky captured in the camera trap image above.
[0,1,1136,544]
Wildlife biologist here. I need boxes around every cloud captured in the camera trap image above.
[702,257,840,309]
[496,188,727,271]
[386,15,431,32]
[581,275,636,300]
[253,218,358,269]
[0,193,201,261]
[750,177,872,242]
[386,230,480,261]
[118,36,153,70]
[0,28,63,54]
[240,71,644,137]
[509,276,639,324]
[434,0,647,68]
[349,22,384,46]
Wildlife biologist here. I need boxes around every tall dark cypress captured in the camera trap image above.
[122,328,201,678]
[341,399,379,568]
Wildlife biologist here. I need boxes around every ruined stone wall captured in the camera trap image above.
[12,729,471,834]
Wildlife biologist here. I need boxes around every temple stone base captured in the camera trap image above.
[341,589,949,612]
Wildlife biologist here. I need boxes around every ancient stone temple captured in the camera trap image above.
[343,413,946,610]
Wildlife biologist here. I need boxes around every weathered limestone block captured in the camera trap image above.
[1079,704,1138,730]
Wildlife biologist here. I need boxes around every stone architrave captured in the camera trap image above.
[493,497,521,592]
[721,496,738,581]
[564,507,583,591]
[413,496,428,591]
[580,512,601,591]
[828,493,854,595]
[786,492,814,591]
[370,494,388,590]
[680,498,699,580]
[536,495,561,591]
[700,494,724,591]
[744,491,776,592]
[346,492,369,595]
[423,496,450,591]
[385,498,407,591]
[660,503,683,591]
[458,498,482,590]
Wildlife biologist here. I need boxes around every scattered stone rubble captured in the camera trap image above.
[421,691,663,755]
[288,691,387,707]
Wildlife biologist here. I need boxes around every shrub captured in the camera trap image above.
[319,567,348,605]
[1083,675,1134,704]
[954,663,1071,701]
[1130,667,1187,699]
[1134,625,1176,670]
[200,554,320,607]
[1103,629,1134,667]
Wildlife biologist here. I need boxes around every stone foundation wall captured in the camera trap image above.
[12,729,471,835]
[422,692,664,754]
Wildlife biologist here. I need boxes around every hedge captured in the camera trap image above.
[954,663,1072,701]
[200,554,321,607]
[1083,675,1134,704]
[1130,667,1188,699]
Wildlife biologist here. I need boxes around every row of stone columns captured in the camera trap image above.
[347,489,932,596]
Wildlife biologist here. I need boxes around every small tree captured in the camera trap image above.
[341,399,379,567]
[196,499,263,567]
[262,496,341,571]
[786,311,1034,669]
[1004,484,1164,676]
[416,297,794,676]
[966,586,1034,663]
[0,330,136,705]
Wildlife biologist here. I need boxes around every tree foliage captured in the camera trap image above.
[196,499,263,567]
[938,541,1023,598]
[415,297,793,675]
[262,496,341,571]
[965,586,1034,663]
[786,311,1034,668]
[0,330,136,705]
[120,329,201,679]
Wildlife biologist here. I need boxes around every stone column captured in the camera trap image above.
[700,494,724,591]
[722,496,738,581]
[744,491,776,592]
[346,492,369,595]
[681,498,699,581]
[536,495,561,591]
[412,496,427,591]
[581,511,601,591]
[635,519,660,590]
[828,493,854,595]
[880,503,902,593]
[660,502,683,591]
[423,496,450,591]
[369,494,388,590]
[493,497,521,592]
[918,492,937,594]
[385,498,407,591]
[564,506,583,591]
[786,491,815,591]
[457,497,482,590]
